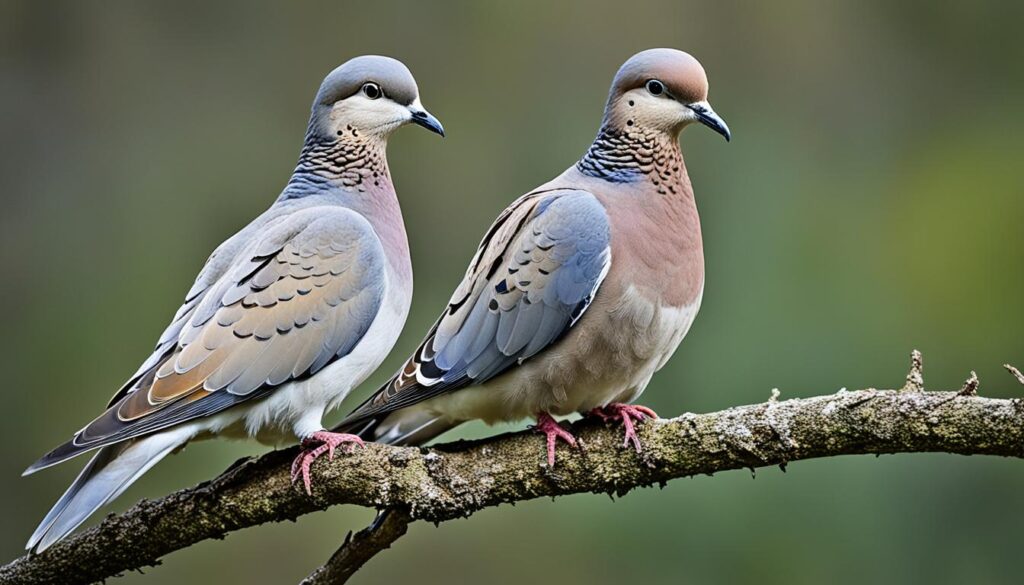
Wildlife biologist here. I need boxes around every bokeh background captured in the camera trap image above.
[2,1,1024,583]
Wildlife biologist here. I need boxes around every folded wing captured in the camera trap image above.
[342,189,611,426]
[28,207,386,473]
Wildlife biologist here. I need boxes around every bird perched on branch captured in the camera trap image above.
[337,48,729,465]
[22,55,444,552]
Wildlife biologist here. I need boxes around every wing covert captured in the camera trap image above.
[349,189,611,421]
[31,207,387,471]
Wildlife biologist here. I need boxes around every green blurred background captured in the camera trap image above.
[2,1,1024,583]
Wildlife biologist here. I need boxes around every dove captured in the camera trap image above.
[336,48,729,466]
[22,55,444,552]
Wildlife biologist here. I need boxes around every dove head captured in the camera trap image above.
[603,48,729,141]
[308,55,444,141]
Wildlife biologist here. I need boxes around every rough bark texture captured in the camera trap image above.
[2,360,1023,584]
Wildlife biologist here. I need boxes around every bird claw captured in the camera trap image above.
[290,431,365,495]
[588,403,658,452]
[531,412,578,467]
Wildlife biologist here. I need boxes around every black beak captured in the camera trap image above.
[409,109,445,137]
[687,102,731,142]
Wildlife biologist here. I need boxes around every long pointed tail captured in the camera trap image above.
[26,428,191,553]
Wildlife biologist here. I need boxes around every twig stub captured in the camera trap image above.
[1004,364,1024,386]
[959,371,980,396]
[901,349,925,392]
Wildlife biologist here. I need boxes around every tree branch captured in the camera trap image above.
[3,353,1023,585]
[299,509,411,585]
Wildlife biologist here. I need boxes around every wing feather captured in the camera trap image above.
[28,207,387,473]
[339,189,610,426]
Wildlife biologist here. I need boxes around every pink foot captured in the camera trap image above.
[291,430,365,495]
[531,412,578,467]
[588,403,658,452]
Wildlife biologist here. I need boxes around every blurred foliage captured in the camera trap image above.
[1,1,1023,583]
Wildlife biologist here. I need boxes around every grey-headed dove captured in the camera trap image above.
[337,48,729,465]
[23,55,444,552]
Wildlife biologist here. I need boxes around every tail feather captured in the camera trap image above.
[336,406,458,446]
[27,429,191,553]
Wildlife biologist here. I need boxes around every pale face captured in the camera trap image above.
[328,83,415,138]
[316,78,444,140]
[615,79,729,140]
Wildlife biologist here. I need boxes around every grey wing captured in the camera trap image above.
[344,189,610,423]
[105,231,243,408]
[28,207,387,472]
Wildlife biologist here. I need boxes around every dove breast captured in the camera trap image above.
[403,168,705,424]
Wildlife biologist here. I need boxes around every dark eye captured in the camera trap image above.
[645,79,665,96]
[361,82,382,100]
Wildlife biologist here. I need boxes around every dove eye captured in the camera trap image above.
[645,79,665,96]
[361,82,382,100]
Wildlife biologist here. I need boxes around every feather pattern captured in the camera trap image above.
[27,207,386,472]
[343,189,610,423]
